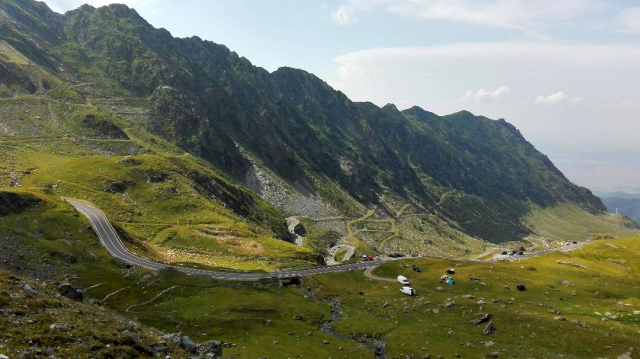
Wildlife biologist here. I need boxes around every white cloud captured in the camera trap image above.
[331,5,358,26]
[534,92,568,104]
[534,92,583,105]
[459,86,509,103]
[337,0,599,31]
[618,6,640,33]
[327,62,372,101]
[332,42,640,65]
[329,41,640,155]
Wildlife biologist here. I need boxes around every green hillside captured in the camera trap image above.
[601,196,640,225]
[1,188,639,358]
[0,0,637,270]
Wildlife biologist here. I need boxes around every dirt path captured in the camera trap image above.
[364,266,396,282]
[125,285,177,312]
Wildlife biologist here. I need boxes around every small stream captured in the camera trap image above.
[319,298,388,359]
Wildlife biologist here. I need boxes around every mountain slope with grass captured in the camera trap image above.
[0,0,636,269]
[600,196,640,225]
[1,188,639,359]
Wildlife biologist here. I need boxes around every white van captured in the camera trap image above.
[400,287,416,296]
[397,275,410,285]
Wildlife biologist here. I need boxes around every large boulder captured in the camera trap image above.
[180,336,197,353]
[166,333,221,356]
[483,321,496,335]
[58,283,83,302]
[198,340,223,358]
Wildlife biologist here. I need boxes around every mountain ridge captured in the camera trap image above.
[0,0,633,266]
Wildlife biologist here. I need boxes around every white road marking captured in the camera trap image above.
[64,199,590,281]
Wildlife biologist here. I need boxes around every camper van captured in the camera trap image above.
[397,275,410,285]
[400,286,416,296]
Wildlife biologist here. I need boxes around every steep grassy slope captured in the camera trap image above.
[524,203,639,241]
[0,270,192,358]
[2,191,638,358]
[0,192,370,358]
[0,0,636,265]
[0,167,312,274]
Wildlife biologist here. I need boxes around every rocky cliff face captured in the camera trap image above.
[0,0,609,244]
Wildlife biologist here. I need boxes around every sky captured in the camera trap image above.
[42,0,640,194]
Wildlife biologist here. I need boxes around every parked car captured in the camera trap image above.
[367,255,374,261]
[400,286,416,296]
[397,275,410,286]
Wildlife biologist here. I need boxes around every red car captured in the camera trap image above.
[367,255,374,261]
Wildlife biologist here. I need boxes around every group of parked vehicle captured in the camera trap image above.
[501,246,526,256]
[397,275,416,296]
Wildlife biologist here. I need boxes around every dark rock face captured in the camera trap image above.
[0,61,37,95]
[189,171,288,238]
[58,283,83,302]
[0,0,613,245]
[146,171,168,183]
[293,223,307,236]
[0,192,40,216]
[104,180,134,193]
[280,232,298,243]
[80,114,129,139]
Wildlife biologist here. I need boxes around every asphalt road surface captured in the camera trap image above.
[66,199,591,281]
[328,244,355,263]
[66,199,393,281]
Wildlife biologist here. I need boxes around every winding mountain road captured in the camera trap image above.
[66,199,592,281]
[327,244,355,264]
[66,199,394,281]
[286,217,304,246]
